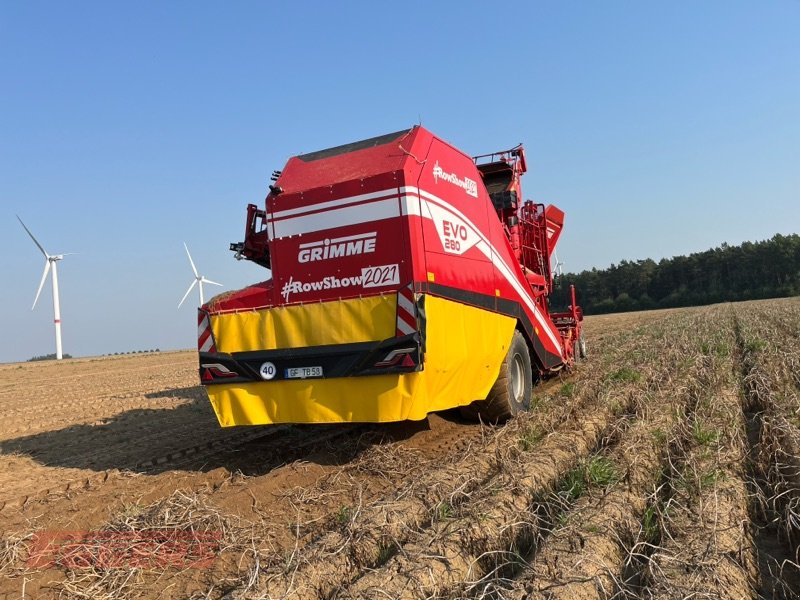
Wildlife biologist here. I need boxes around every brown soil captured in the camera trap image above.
[736,303,800,597]
[1,300,798,599]
[507,338,704,599]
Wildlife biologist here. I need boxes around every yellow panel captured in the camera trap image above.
[206,295,517,425]
[416,295,517,415]
[208,374,417,425]
[210,294,396,353]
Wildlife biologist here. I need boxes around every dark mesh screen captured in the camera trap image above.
[297,129,411,162]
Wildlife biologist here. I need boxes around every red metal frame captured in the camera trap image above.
[472,145,582,367]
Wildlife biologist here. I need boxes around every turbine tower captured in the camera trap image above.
[17,216,72,360]
[179,243,222,308]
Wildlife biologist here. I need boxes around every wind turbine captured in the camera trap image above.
[17,216,73,360]
[552,248,565,277]
[178,243,222,308]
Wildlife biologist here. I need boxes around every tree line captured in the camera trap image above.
[28,353,73,361]
[550,233,800,314]
[27,349,161,361]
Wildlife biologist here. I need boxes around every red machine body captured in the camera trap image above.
[223,127,582,371]
[202,127,582,425]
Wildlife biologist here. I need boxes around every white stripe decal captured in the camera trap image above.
[269,198,402,238]
[400,193,422,217]
[269,188,400,220]
[299,231,374,249]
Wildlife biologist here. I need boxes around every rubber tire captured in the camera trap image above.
[460,330,532,424]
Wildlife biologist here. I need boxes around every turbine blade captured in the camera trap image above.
[32,261,51,310]
[17,215,49,258]
[202,278,223,287]
[184,242,199,277]
[178,279,197,308]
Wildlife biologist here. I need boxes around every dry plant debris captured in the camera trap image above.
[1,299,799,598]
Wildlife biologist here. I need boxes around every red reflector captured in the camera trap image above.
[401,354,415,368]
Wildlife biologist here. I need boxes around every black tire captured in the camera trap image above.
[460,330,532,423]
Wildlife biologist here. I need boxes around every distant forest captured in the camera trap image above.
[551,233,800,314]
[28,353,73,361]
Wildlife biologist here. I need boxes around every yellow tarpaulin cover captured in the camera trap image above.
[206,295,516,425]
[211,294,396,352]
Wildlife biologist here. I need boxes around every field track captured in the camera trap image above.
[1,298,798,599]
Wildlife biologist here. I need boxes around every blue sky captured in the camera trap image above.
[1,2,798,363]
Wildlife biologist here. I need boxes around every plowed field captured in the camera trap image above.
[1,298,798,599]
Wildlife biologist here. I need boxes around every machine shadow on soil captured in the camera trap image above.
[0,397,468,476]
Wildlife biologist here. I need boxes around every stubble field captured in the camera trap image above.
[0,298,798,599]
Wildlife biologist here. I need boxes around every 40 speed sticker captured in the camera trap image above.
[281,264,399,302]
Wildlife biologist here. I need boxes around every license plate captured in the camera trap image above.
[284,366,323,379]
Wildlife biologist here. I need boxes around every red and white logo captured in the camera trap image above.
[425,202,480,256]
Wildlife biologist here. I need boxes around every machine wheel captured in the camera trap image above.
[460,330,532,424]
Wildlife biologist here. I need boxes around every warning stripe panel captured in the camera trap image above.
[396,284,417,337]
[197,310,216,353]
[199,333,214,353]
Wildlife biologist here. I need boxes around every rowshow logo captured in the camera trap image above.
[432,161,478,198]
[281,264,399,302]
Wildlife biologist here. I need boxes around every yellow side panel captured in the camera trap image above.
[416,295,515,416]
[206,295,517,425]
[211,294,396,353]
